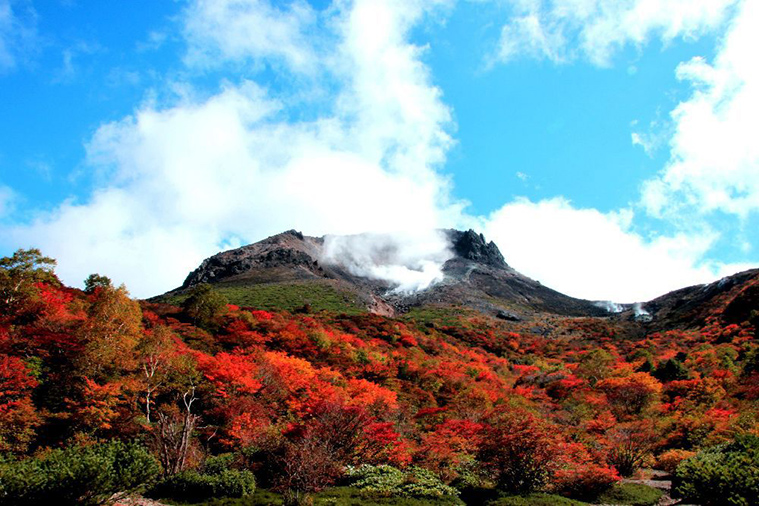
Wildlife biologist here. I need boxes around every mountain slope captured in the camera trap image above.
[159,229,759,329]
[159,229,610,319]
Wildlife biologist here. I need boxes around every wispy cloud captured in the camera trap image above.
[52,40,101,84]
[182,0,322,73]
[0,0,38,73]
[136,30,168,53]
[0,184,15,217]
[491,0,738,66]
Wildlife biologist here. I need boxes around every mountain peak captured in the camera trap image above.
[446,229,508,269]
[167,228,612,318]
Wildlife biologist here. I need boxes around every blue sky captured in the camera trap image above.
[1,0,757,302]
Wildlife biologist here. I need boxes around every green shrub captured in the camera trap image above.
[594,483,663,506]
[204,453,236,475]
[150,463,256,502]
[673,434,759,506]
[0,440,159,506]
[345,465,458,499]
[182,283,229,329]
[401,467,460,499]
[314,486,463,505]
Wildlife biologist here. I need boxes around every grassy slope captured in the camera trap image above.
[158,280,366,315]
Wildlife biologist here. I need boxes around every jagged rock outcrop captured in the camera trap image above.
[446,229,508,269]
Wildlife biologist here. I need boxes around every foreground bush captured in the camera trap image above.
[478,408,562,494]
[552,461,619,500]
[346,464,459,499]
[594,483,663,506]
[149,454,255,502]
[673,434,759,506]
[315,486,464,505]
[655,449,696,474]
[0,440,159,506]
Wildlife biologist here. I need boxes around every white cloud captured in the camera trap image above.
[642,0,759,220]
[0,184,15,217]
[0,0,37,72]
[483,197,748,301]
[4,0,461,298]
[493,0,738,66]
[182,0,320,73]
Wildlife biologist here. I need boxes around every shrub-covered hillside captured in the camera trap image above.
[1,249,758,505]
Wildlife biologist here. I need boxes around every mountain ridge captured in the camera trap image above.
[159,229,759,330]
[165,229,608,319]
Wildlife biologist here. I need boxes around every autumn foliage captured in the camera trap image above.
[1,249,758,503]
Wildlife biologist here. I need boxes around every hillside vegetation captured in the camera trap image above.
[1,249,757,505]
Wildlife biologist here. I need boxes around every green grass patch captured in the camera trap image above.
[157,488,279,505]
[159,281,366,315]
[486,493,588,506]
[402,306,477,327]
[594,483,663,506]
[162,486,464,505]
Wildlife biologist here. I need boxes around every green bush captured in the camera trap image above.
[673,434,759,506]
[315,486,463,505]
[204,453,237,475]
[150,456,256,503]
[0,440,159,506]
[345,465,458,499]
[594,483,663,506]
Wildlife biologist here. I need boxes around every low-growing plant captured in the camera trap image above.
[672,434,759,506]
[345,464,459,499]
[552,462,619,500]
[0,440,159,506]
[594,483,663,506]
[149,454,256,503]
[655,448,696,474]
[204,453,237,475]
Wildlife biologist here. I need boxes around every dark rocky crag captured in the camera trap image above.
[447,229,508,269]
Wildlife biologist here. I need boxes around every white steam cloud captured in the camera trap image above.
[594,300,624,313]
[321,230,453,294]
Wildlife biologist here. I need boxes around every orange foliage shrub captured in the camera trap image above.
[656,448,696,474]
[597,372,662,417]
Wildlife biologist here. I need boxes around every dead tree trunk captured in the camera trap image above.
[155,387,199,475]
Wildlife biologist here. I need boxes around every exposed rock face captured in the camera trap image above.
[446,229,508,269]
[496,310,522,322]
[182,230,321,287]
